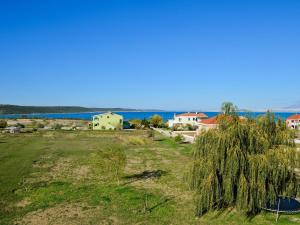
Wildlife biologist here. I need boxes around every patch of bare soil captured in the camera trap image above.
[24,157,73,186]
[72,165,91,180]
[290,217,300,222]
[14,203,110,225]
[15,198,31,208]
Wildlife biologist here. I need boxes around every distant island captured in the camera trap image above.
[0,104,162,114]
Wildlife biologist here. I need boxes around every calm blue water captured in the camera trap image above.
[0,111,298,121]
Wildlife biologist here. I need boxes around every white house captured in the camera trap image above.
[286,114,300,130]
[168,112,208,128]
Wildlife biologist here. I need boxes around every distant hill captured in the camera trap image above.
[0,105,153,114]
[283,102,300,111]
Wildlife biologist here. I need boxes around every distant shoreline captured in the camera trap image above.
[1,110,300,116]
[0,110,166,116]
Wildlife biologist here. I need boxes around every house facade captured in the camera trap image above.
[168,112,208,128]
[92,112,123,130]
[286,114,300,130]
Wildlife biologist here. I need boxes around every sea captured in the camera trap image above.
[0,111,298,121]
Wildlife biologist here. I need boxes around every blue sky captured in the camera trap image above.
[0,0,299,111]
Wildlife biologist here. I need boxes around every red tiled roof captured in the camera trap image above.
[287,114,300,120]
[176,112,208,118]
[199,114,246,125]
[199,116,219,125]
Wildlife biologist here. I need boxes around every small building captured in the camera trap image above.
[196,115,246,134]
[168,112,208,128]
[286,114,300,130]
[5,126,21,134]
[92,112,123,130]
[196,116,219,134]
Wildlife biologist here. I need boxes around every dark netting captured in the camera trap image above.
[263,197,300,213]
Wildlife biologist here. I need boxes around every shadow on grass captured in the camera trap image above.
[152,137,166,141]
[148,196,175,212]
[200,206,259,222]
[123,170,167,185]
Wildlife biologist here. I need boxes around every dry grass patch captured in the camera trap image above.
[14,203,105,225]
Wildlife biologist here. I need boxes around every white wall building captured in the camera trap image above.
[286,114,300,130]
[168,112,208,128]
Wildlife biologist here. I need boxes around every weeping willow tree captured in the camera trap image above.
[190,111,299,216]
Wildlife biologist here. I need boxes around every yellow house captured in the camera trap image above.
[92,112,123,130]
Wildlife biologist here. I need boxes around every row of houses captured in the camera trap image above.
[168,112,300,132]
[91,112,300,131]
[91,112,218,131]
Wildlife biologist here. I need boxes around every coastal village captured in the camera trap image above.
[1,111,300,144]
[1,108,300,224]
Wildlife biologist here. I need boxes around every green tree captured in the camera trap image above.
[141,118,150,128]
[150,114,163,128]
[190,111,298,216]
[0,120,7,128]
[129,119,142,129]
[221,102,238,116]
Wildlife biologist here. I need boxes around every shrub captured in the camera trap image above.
[37,123,45,128]
[174,134,184,143]
[15,123,25,128]
[129,119,143,129]
[0,120,7,128]
[53,124,62,130]
[141,118,150,128]
[172,124,180,131]
[186,124,197,131]
[150,115,163,128]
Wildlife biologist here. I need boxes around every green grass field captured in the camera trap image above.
[0,130,299,225]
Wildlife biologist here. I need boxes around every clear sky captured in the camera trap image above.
[0,0,299,111]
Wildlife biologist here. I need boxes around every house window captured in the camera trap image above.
[188,118,190,121]
[120,119,122,123]
[179,118,181,122]
[107,116,110,118]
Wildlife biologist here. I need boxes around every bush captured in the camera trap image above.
[15,123,25,128]
[174,134,184,143]
[150,115,163,128]
[173,124,197,131]
[129,119,143,129]
[53,124,62,130]
[186,124,197,131]
[37,123,45,128]
[172,124,180,131]
[0,120,7,128]
[141,118,150,128]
